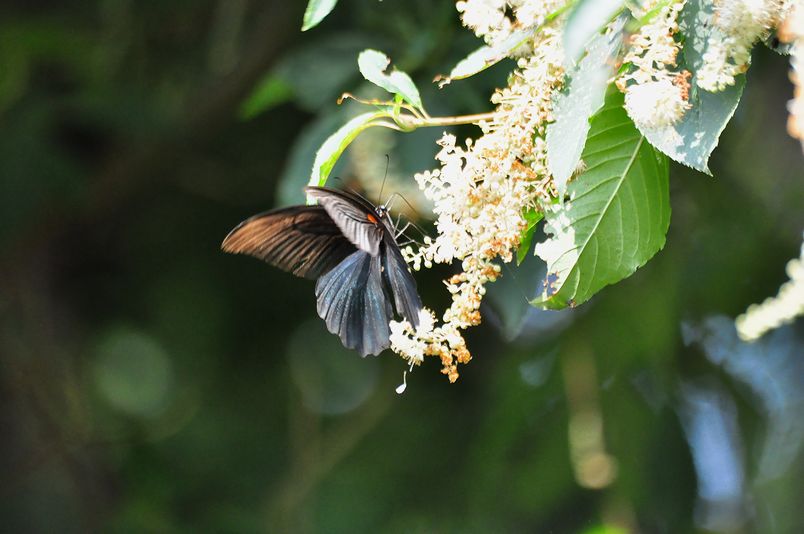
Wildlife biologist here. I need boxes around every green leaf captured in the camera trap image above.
[238,75,293,119]
[436,27,535,86]
[302,0,339,31]
[516,209,544,265]
[307,111,390,200]
[533,91,670,310]
[277,111,347,206]
[547,17,625,194]
[563,0,625,65]
[357,49,423,112]
[633,0,744,174]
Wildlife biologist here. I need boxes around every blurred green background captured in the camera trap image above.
[1,1,802,532]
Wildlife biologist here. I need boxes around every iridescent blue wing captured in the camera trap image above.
[315,250,393,356]
[382,236,422,328]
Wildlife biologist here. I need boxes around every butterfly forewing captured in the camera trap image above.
[221,206,355,279]
[305,186,384,256]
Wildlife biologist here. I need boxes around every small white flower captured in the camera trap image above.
[736,233,804,341]
[415,308,435,336]
[716,0,783,34]
[697,0,787,91]
[455,0,564,47]
[509,0,547,28]
[780,0,804,151]
[696,40,738,92]
[625,79,691,128]
[389,319,426,364]
[618,0,689,110]
[456,0,508,43]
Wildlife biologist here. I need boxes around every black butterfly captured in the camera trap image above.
[221,186,422,356]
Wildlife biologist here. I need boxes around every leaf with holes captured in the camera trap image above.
[533,90,670,310]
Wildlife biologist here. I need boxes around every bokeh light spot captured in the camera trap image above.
[93,326,173,418]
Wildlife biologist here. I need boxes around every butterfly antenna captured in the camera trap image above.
[379,154,390,205]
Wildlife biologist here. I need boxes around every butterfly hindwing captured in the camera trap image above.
[315,250,393,356]
[221,206,355,280]
[383,236,423,328]
[305,186,384,256]
[362,253,395,353]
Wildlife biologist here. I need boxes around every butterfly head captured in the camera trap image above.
[373,203,395,229]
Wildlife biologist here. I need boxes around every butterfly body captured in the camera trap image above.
[222,186,422,356]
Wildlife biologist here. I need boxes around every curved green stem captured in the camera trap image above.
[339,92,490,129]
[395,111,495,130]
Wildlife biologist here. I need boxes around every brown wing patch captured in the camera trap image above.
[222,206,355,279]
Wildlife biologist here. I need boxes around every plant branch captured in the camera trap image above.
[395,111,496,129]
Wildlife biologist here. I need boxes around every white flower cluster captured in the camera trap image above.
[389,307,472,383]
[389,308,434,365]
[455,0,555,47]
[456,0,509,45]
[624,78,691,129]
[618,0,691,130]
[388,2,566,382]
[697,0,787,92]
[387,0,803,381]
[736,234,804,341]
[780,0,804,152]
